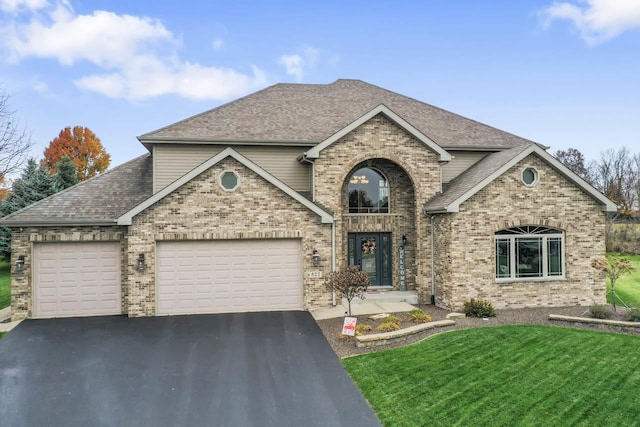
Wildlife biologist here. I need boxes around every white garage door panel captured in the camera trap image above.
[34,242,121,318]
[157,240,303,315]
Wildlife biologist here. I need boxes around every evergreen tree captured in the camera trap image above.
[0,159,58,260]
[54,155,79,190]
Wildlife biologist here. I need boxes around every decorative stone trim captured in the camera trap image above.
[355,319,455,347]
[549,314,640,328]
[154,231,305,241]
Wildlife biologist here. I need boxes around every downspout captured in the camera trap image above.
[430,215,436,305]
[332,220,337,306]
[302,153,335,305]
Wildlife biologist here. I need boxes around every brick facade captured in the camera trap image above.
[432,154,607,310]
[314,114,441,292]
[126,157,332,316]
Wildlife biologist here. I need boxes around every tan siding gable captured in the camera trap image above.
[441,151,488,183]
[153,144,310,192]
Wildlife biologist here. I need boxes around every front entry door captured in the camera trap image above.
[348,233,392,286]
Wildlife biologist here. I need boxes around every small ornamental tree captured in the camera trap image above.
[591,257,635,311]
[324,266,371,316]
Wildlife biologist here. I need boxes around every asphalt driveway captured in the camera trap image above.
[0,311,381,427]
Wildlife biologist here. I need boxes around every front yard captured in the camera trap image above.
[343,325,640,426]
[606,254,640,307]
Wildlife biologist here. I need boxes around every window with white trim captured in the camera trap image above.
[495,226,564,280]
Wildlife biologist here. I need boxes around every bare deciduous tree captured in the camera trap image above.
[0,86,31,179]
[554,147,592,182]
[324,266,371,316]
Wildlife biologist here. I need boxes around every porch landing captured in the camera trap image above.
[310,290,419,320]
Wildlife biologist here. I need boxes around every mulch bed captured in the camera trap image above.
[316,304,640,358]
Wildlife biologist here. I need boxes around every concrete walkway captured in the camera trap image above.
[311,301,417,320]
[0,307,20,333]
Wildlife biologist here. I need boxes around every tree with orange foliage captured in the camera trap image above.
[43,126,111,181]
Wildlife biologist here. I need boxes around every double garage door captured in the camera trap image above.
[32,239,303,318]
[156,240,303,315]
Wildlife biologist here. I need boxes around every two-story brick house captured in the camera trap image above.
[0,79,616,319]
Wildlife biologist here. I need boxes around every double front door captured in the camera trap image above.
[348,233,392,286]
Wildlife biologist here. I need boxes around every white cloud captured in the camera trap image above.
[278,47,321,82]
[0,1,268,100]
[542,0,640,44]
[0,0,48,13]
[279,54,304,82]
[212,37,224,50]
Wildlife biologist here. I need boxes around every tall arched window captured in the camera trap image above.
[348,167,389,214]
[495,225,564,280]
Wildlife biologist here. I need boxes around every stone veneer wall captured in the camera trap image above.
[313,115,441,295]
[10,226,126,320]
[127,157,332,317]
[433,154,607,310]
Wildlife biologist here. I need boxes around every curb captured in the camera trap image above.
[355,319,455,348]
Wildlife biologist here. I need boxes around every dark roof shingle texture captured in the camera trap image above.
[0,154,152,226]
[140,79,534,149]
[424,145,531,212]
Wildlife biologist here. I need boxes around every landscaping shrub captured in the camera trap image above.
[338,333,352,341]
[355,324,373,336]
[376,321,401,332]
[589,304,613,319]
[463,299,496,318]
[386,315,402,325]
[625,307,640,322]
[409,309,432,323]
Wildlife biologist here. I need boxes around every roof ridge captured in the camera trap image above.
[347,80,535,147]
[0,153,151,222]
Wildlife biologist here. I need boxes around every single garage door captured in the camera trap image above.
[157,240,303,315]
[33,242,121,318]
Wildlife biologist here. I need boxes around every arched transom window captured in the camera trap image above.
[348,167,389,214]
[495,225,564,280]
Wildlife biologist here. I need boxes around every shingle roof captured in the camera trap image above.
[139,79,534,149]
[0,154,152,226]
[424,145,532,213]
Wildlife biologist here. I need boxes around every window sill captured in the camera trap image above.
[496,276,566,284]
[345,213,396,217]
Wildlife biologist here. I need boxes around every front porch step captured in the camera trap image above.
[345,290,419,305]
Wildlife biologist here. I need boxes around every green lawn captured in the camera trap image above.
[0,261,9,310]
[343,325,640,427]
[606,254,640,307]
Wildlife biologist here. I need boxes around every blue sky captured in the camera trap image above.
[1,0,639,169]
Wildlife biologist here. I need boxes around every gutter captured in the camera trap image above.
[0,220,119,227]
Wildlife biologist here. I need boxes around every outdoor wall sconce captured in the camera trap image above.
[137,254,146,271]
[402,235,407,246]
[312,249,320,267]
[15,255,25,272]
